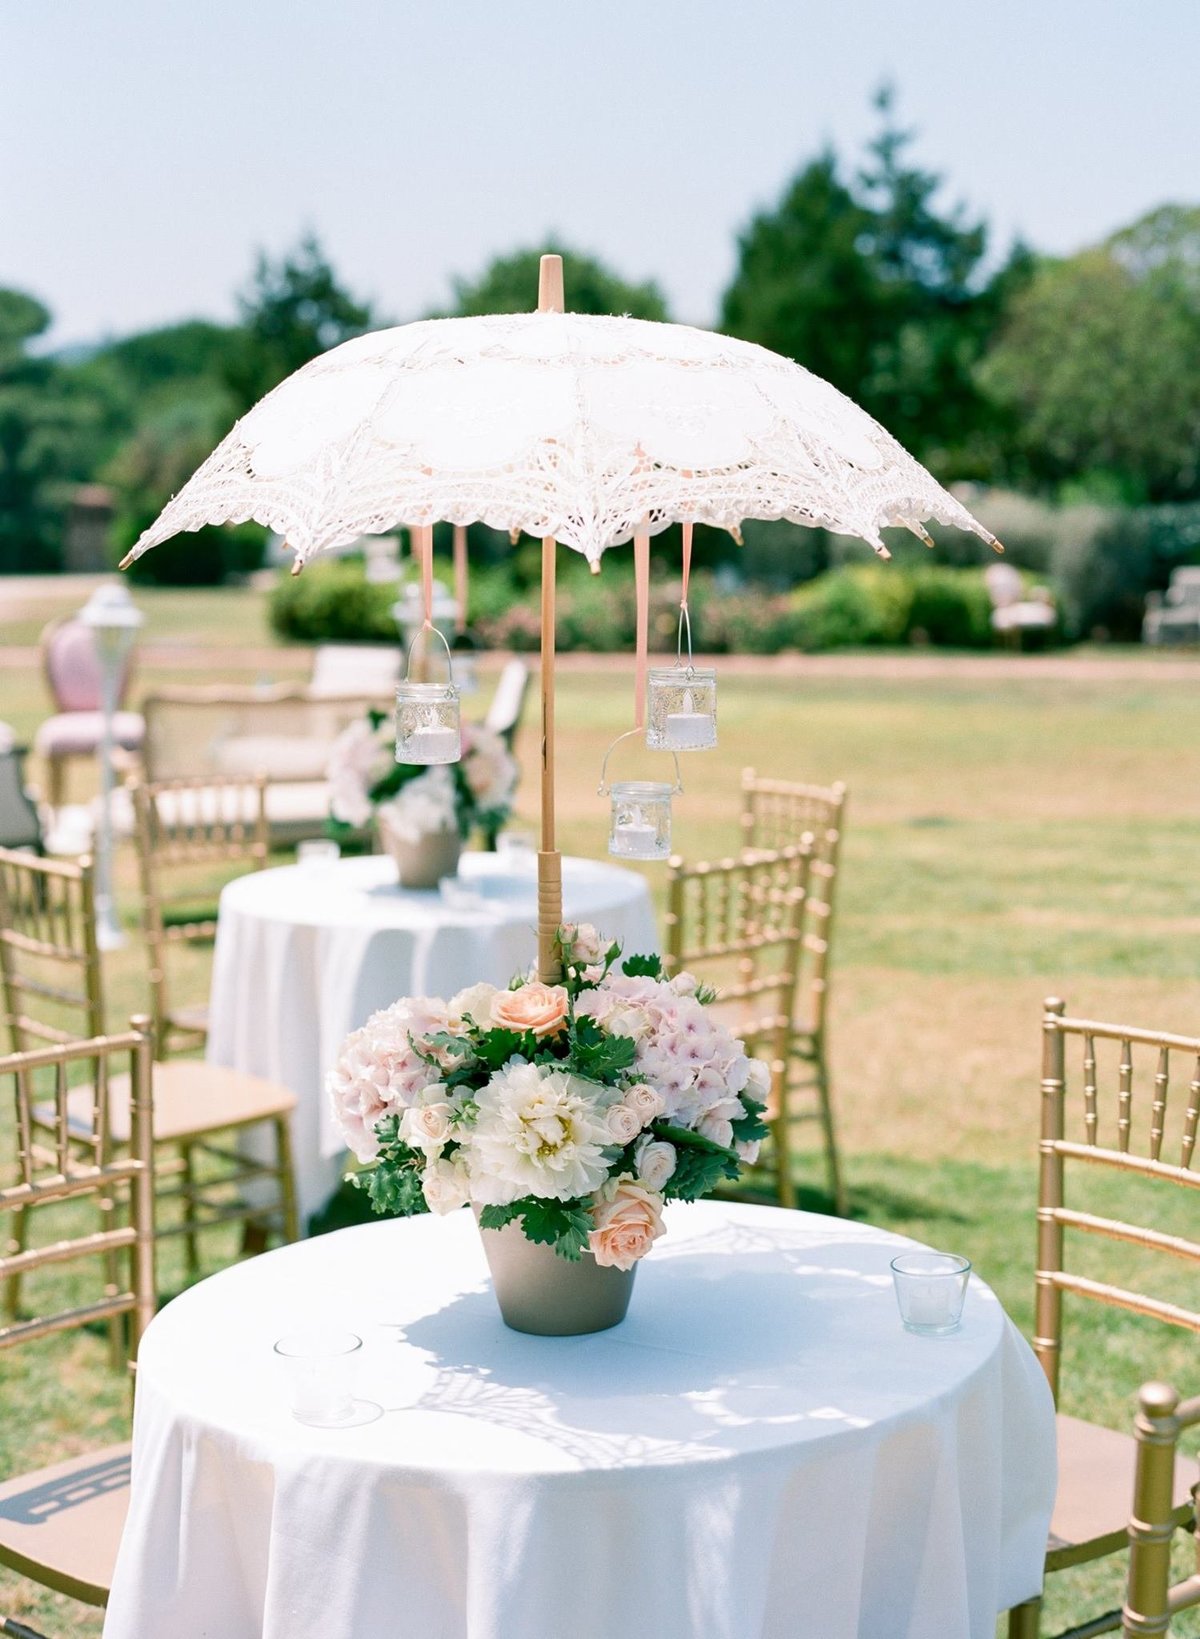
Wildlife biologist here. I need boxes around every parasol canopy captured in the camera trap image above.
[120,309,999,573]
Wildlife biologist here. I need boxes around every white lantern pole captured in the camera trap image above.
[79,583,144,950]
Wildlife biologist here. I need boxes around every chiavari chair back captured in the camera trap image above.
[664,842,812,1208]
[0,1020,156,1626]
[1008,999,1200,1639]
[1121,1381,1200,1638]
[130,775,269,1057]
[0,847,102,1053]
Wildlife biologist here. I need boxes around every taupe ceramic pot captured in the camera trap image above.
[376,817,461,890]
[476,1213,636,1336]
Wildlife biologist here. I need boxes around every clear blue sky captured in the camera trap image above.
[5,0,1198,347]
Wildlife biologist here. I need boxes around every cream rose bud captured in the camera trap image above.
[669,970,699,997]
[566,922,606,963]
[744,1057,772,1100]
[634,1135,677,1192]
[490,982,570,1038]
[401,1102,454,1148]
[421,1155,471,1215]
[735,1138,762,1166]
[624,1082,665,1123]
[588,1179,666,1271]
[451,981,499,1026]
[606,1102,642,1145]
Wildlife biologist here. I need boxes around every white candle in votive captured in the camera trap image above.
[613,822,658,856]
[664,711,715,749]
[905,1280,958,1327]
[406,726,459,763]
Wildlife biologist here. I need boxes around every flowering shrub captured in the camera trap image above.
[326,709,517,842]
[328,925,771,1265]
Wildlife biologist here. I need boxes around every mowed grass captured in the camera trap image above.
[3,582,1200,1635]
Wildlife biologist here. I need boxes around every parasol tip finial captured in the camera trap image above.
[509,527,521,546]
[728,524,744,547]
[537,254,565,315]
[589,559,601,576]
[118,550,135,571]
[991,537,1005,555]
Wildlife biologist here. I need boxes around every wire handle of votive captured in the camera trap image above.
[402,620,457,689]
[597,727,683,797]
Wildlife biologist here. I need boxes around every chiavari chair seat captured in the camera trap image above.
[1007,1000,1200,1639]
[0,1022,154,1633]
[0,1444,132,1609]
[40,1058,294,1147]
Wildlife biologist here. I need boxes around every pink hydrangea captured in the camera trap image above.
[327,996,450,1162]
[577,972,756,1136]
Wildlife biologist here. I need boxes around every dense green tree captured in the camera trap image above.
[449,242,668,321]
[981,208,1200,503]
[221,234,376,413]
[721,88,1027,476]
[0,290,124,572]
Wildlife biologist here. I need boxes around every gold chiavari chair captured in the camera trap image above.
[739,770,847,1213]
[130,775,269,1059]
[0,1020,155,1636]
[1008,1000,1200,1639]
[1121,1382,1200,1638]
[663,842,812,1208]
[0,847,299,1293]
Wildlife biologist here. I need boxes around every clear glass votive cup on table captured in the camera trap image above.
[890,1252,971,1336]
[495,828,536,864]
[273,1329,363,1425]
[296,839,340,872]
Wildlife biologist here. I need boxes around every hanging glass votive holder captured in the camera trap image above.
[395,627,461,765]
[646,602,717,751]
[598,731,683,861]
[646,665,717,751]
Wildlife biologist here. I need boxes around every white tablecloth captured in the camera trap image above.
[206,853,659,1222]
[104,1203,1055,1639]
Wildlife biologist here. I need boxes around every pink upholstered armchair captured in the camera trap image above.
[33,616,145,807]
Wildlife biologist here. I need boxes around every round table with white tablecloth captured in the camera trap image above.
[103,1202,1055,1639]
[205,851,659,1222]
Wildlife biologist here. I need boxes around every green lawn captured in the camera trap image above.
[3,584,1200,1635]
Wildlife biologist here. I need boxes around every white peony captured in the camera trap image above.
[466,1061,613,1205]
[422,1154,471,1214]
[633,1135,677,1192]
[377,766,459,844]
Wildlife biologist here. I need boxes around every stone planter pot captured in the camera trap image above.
[476,1212,636,1336]
[376,815,462,889]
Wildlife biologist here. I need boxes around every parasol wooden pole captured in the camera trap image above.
[452,524,468,635]
[537,254,565,983]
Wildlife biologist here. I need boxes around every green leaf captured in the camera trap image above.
[566,1015,637,1082]
[424,1030,475,1059]
[474,1027,534,1069]
[348,1158,429,1218]
[731,1094,770,1145]
[509,1197,593,1260]
[664,1144,741,1201]
[621,952,664,979]
[478,1202,522,1230]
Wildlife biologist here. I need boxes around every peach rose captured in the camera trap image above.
[588,1180,666,1271]
[490,982,570,1038]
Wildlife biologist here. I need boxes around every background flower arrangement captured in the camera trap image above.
[326,708,518,844]
[328,924,771,1265]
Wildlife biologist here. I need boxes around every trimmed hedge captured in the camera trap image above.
[271,557,1005,653]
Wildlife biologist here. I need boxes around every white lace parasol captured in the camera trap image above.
[121,310,998,571]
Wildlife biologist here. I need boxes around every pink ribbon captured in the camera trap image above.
[453,525,468,634]
[681,520,693,609]
[419,524,434,630]
[634,531,650,729]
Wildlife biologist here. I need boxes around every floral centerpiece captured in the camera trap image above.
[327,710,518,885]
[327,923,771,1332]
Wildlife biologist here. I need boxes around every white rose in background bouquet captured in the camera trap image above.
[327,924,771,1267]
[326,709,518,842]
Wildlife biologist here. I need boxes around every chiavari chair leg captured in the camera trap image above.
[4,1203,29,1321]
[1008,1596,1042,1638]
[815,1054,847,1216]
[180,1141,200,1278]
[275,1115,300,1243]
